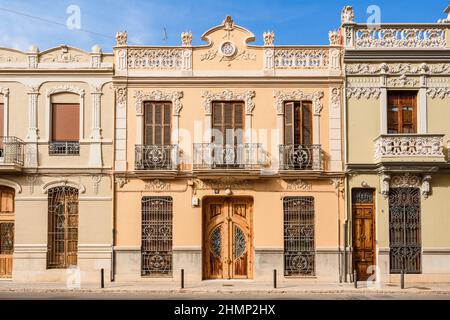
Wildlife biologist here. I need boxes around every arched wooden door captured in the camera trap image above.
[203,197,253,280]
[0,186,15,278]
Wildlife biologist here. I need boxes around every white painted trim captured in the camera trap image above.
[0,178,22,194]
[380,88,388,134]
[42,179,86,194]
[0,87,9,136]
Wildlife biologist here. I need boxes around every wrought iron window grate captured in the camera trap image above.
[284,197,315,276]
[49,141,80,156]
[141,197,173,277]
[389,188,422,274]
[47,186,79,269]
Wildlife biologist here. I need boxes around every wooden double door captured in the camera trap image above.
[352,189,376,281]
[203,197,253,280]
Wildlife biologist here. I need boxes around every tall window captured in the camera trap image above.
[47,186,78,269]
[387,91,417,134]
[0,187,14,214]
[284,101,312,146]
[212,102,244,145]
[141,197,173,277]
[144,102,171,145]
[284,197,315,276]
[50,103,80,155]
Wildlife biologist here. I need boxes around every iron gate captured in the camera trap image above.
[141,197,173,277]
[389,188,422,274]
[284,197,315,276]
[47,186,79,269]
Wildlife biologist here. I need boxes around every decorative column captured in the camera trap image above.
[0,88,9,136]
[419,67,428,134]
[263,31,275,75]
[89,85,103,167]
[380,71,388,134]
[115,87,127,172]
[26,86,39,168]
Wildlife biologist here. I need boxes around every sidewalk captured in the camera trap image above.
[1,280,450,296]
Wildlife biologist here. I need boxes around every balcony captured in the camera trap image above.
[279,144,323,171]
[49,141,80,156]
[135,144,179,171]
[374,134,446,163]
[0,137,24,172]
[193,143,264,172]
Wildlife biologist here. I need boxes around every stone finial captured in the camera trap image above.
[91,44,102,53]
[438,5,450,23]
[116,31,128,46]
[28,44,39,53]
[181,31,193,47]
[223,15,235,30]
[329,30,340,45]
[263,31,275,46]
[341,6,355,24]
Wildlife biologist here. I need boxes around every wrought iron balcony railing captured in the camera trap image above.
[135,144,179,170]
[49,141,80,156]
[0,136,24,166]
[279,144,323,171]
[374,134,445,162]
[193,143,264,170]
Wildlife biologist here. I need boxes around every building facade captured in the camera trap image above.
[0,44,114,282]
[343,6,450,282]
[112,17,346,283]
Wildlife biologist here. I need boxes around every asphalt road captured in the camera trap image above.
[0,291,449,300]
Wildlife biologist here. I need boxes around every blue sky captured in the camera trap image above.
[0,0,449,52]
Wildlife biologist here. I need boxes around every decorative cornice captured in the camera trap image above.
[194,177,252,191]
[46,85,85,97]
[285,179,312,191]
[273,90,324,115]
[201,90,256,115]
[387,75,419,87]
[346,63,449,75]
[144,179,171,191]
[134,90,183,116]
[427,87,450,99]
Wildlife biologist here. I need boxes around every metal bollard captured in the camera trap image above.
[181,269,185,289]
[101,268,104,289]
[401,269,405,289]
[353,270,357,289]
[273,269,277,289]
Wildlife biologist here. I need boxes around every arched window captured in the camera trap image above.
[47,186,79,269]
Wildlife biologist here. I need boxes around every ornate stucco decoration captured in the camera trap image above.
[116,31,128,46]
[41,46,87,63]
[0,87,10,97]
[341,6,355,24]
[274,48,329,69]
[127,48,183,70]
[346,63,450,75]
[144,179,171,191]
[134,90,183,116]
[115,177,128,188]
[387,75,419,87]
[329,30,340,45]
[42,179,86,194]
[381,173,432,199]
[427,87,450,99]
[115,86,127,105]
[375,135,444,159]
[46,85,85,97]
[181,31,193,47]
[201,90,255,115]
[195,177,252,191]
[91,175,102,195]
[0,54,17,63]
[263,31,275,46]
[285,179,312,191]
[331,178,345,197]
[355,27,446,49]
[346,88,382,99]
[438,5,450,23]
[273,90,324,115]
[331,88,341,107]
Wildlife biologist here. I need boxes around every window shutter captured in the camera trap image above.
[301,102,313,146]
[144,102,153,145]
[212,102,223,144]
[0,189,14,213]
[52,104,79,141]
[284,102,294,145]
[163,103,171,144]
[144,102,172,145]
[387,92,417,134]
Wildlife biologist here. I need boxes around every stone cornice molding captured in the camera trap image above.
[346,63,450,76]
[0,178,22,194]
[201,90,256,115]
[273,90,324,115]
[134,90,183,116]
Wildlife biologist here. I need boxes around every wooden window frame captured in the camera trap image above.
[387,91,418,134]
